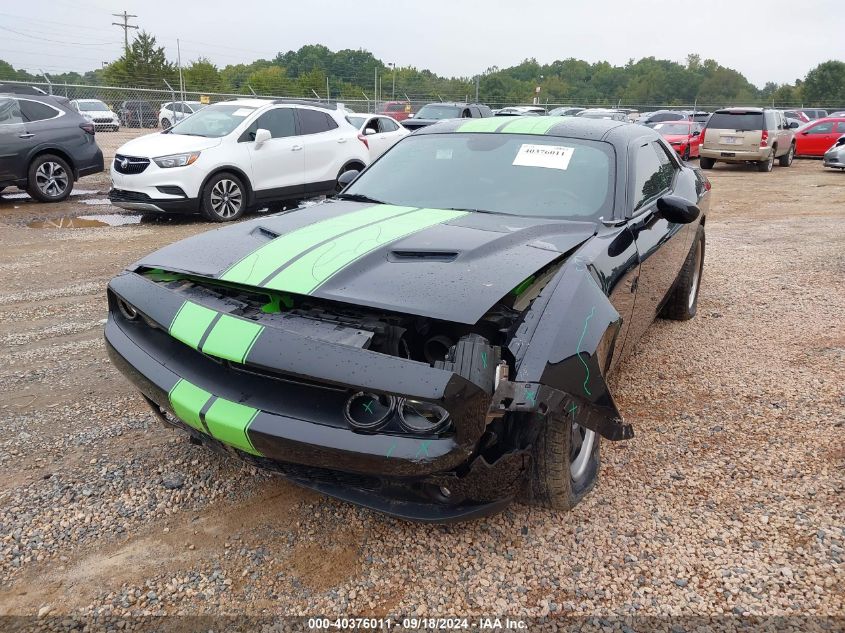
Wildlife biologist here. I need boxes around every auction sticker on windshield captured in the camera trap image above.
[231,108,255,117]
[513,144,574,170]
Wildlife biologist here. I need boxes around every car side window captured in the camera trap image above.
[298,109,337,135]
[461,109,471,118]
[378,118,399,133]
[835,122,845,133]
[631,142,675,212]
[807,122,834,135]
[162,102,172,111]
[240,108,296,141]
[0,98,24,125]
[469,106,481,118]
[19,99,60,122]
[363,118,379,134]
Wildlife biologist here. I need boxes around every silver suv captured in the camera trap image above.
[699,108,795,172]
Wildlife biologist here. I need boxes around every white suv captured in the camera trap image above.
[159,100,205,129]
[109,99,370,221]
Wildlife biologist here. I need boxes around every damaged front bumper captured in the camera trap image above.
[105,271,630,521]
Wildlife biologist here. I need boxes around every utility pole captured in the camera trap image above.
[177,39,185,102]
[112,11,139,53]
[475,76,479,102]
[388,62,396,99]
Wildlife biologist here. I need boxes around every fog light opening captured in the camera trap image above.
[345,392,395,431]
[397,398,450,434]
[439,486,452,498]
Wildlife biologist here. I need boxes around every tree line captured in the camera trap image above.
[2,32,844,107]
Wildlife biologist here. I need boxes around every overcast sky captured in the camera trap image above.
[2,0,841,87]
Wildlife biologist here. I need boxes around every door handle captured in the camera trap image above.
[291,145,303,151]
[18,133,34,139]
[337,138,347,143]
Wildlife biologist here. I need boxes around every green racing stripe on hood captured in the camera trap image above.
[500,116,562,135]
[220,204,416,287]
[263,208,469,295]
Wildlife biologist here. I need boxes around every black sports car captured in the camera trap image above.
[105,116,710,522]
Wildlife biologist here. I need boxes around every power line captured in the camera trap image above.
[111,11,138,53]
[0,25,119,46]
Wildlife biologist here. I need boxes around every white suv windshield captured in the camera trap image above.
[169,104,257,138]
[78,101,109,111]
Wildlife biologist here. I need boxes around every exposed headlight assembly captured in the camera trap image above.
[153,152,200,168]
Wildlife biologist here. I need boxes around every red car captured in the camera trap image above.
[653,121,702,160]
[378,101,413,122]
[795,118,845,156]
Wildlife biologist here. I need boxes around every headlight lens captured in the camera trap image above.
[153,152,200,168]
[397,398,450,434]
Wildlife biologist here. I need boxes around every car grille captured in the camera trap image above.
[93,118,113,123]
[109,189,151,203]
[113,154,150,174]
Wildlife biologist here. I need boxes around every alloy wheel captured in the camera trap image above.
[210,179,243,218]
[688,238,703,310]
[570,421,596,482]
[35,161,69,198]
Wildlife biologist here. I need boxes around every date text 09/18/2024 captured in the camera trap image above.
[307,617,528,630]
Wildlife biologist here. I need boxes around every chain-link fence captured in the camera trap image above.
[2,78,836,164]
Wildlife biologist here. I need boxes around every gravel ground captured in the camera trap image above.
[0,159,842,630]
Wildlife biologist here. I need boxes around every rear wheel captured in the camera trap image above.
[661,225,705,321]
[26,154,73,202]
[757,150,775,172]
[201,172,246,222]
[531,408,600,511]
[778,143,795,167]
[699,156,715,169]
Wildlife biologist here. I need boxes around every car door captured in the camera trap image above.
[0,97,29,182]
[298,108,345,193]
[620,139,693,355]
[17,98,79,165]
[800,121,837,155]
[242,106,305,198]
[370,117,401,159]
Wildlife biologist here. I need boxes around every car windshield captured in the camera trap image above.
[78,101,109,111]
[346,115,367,128]
[169,103,257,137]
[707,112,763,131]
[415,105,463,120]
[343,133,614,220]
[654,123,691,135]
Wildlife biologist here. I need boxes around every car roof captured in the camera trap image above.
[714,107,765,113]
[415,115,653,145]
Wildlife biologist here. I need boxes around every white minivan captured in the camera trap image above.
[109,99,370,221]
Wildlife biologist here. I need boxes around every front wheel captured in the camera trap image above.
[201,172,246,222]
[661,225,705,321]
[26,154,73,202]
[699,156,715,169]
[161,118,171,130]
[778,143,795,167]
[682,146,690,161]
[530,408,600,511]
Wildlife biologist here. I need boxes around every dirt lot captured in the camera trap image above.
[0,159,843,628]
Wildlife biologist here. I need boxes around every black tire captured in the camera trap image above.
[661,225,705,321]
[778,143,795,167]
[26,154,73,202]
[161,118,171,130]
[0,187,5,194]
[699,156,715,169]
[757,150,775,172]
[531,408,600,511]
[201,172,246,222]
[682,146,690,161]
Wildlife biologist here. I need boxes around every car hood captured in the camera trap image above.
[133,200,596,324]
[115,132,223,157]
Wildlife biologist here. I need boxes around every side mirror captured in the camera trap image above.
[789,121,799,129]
[364,128,377,135]
[656,195,700,224]
[254,128,271,147]
[692,130,700,136]
[336,169,360,191]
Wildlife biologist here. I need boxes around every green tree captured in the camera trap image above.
[803,61,845,105]
[184,58,221,92]
[102,31,176,88]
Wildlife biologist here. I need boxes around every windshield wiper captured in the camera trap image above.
[336,193,389,204]
[445,207,515,216]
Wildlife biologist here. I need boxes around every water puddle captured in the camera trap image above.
[27,214,142,229]
[81,198,113,206]
[2,188,101,201]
